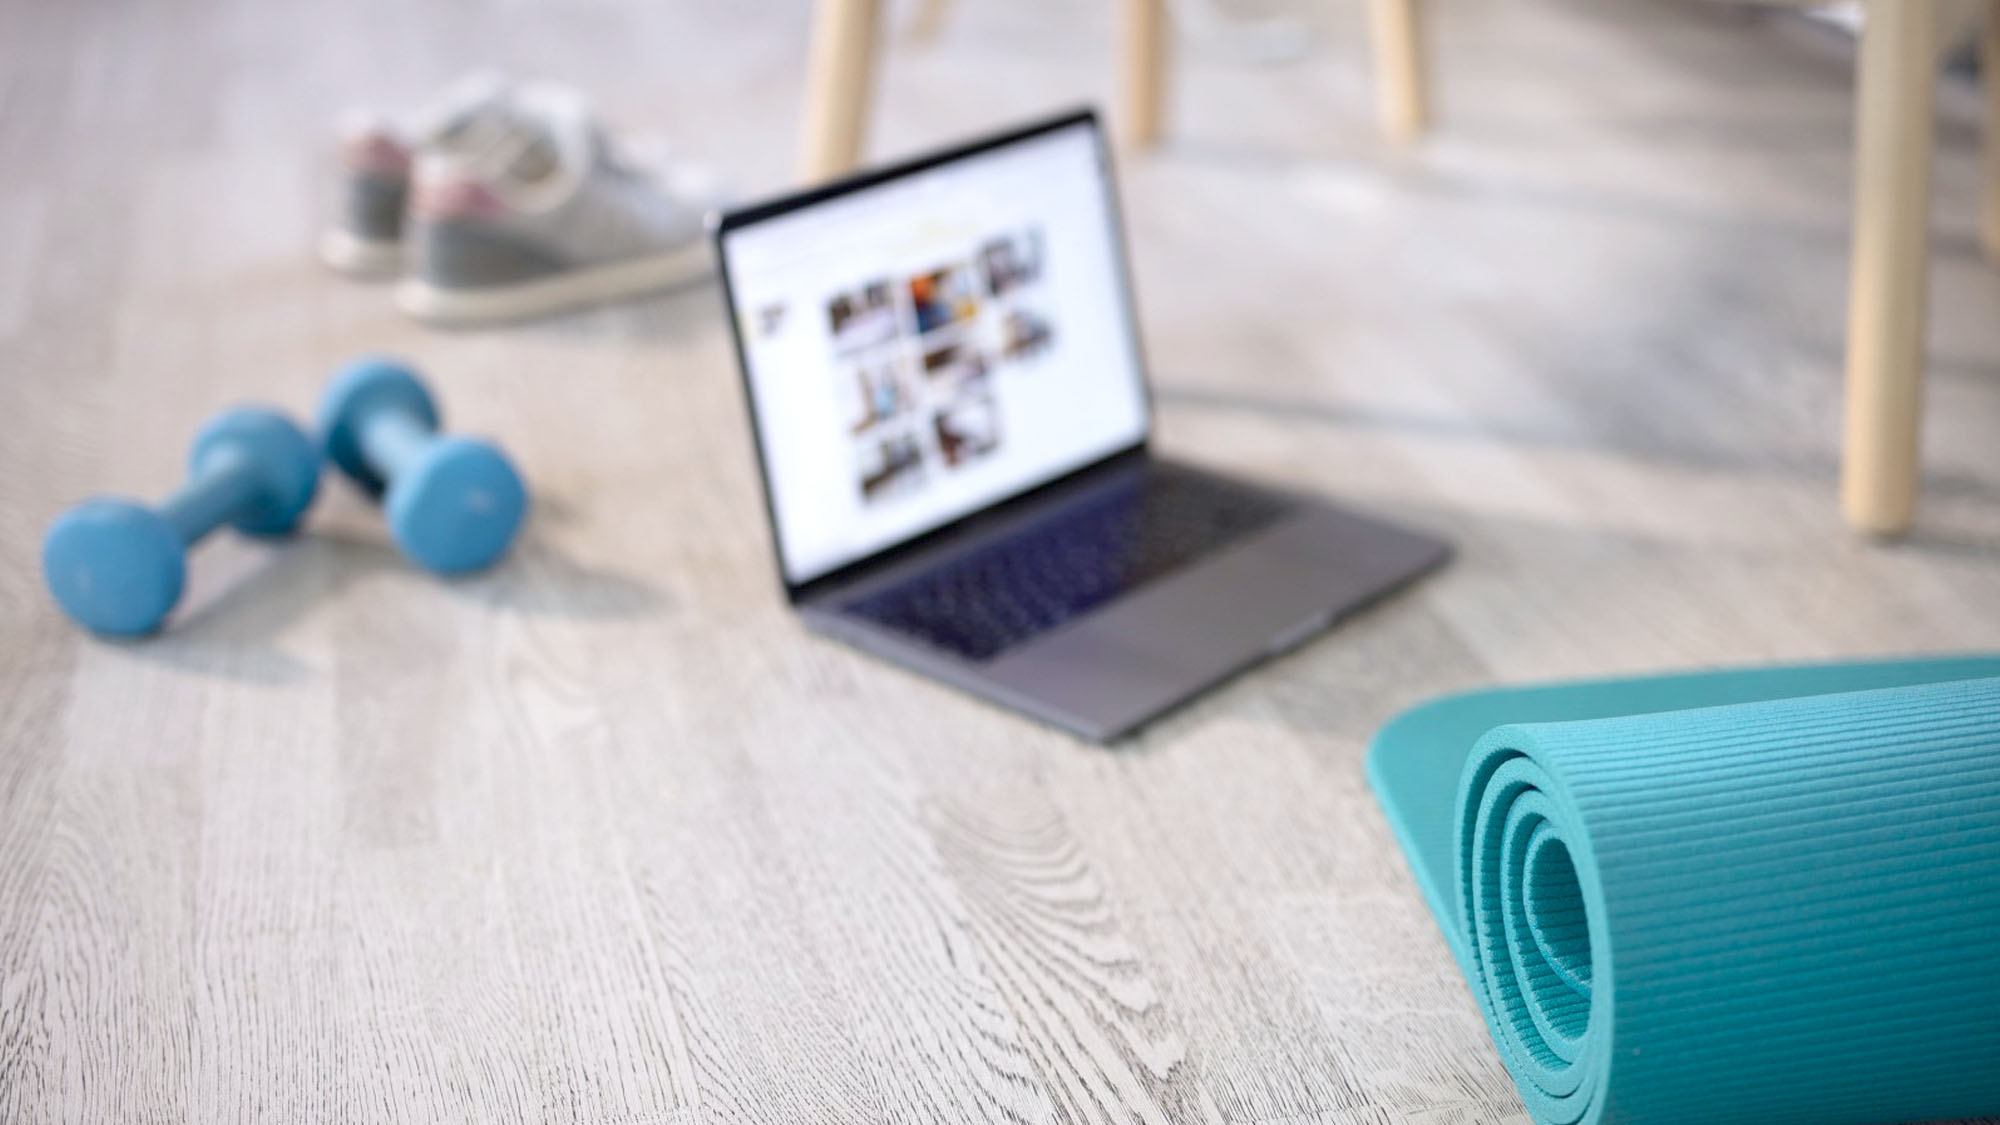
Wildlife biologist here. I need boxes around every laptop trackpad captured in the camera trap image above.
[979,506,1444,738]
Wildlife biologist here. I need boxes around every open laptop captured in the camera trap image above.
[713,108,1449,741]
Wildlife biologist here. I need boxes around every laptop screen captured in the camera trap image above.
[718,115,1151,587]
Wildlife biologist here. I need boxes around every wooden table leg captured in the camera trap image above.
[1842,0,1937,535]
[1368,0,1428,141]
[798,0,883,184]
[1118,0,1170,149]
[1982,0,2000,260]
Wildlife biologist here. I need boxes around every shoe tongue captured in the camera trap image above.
[408,71,513,149]
[499,133,563,185]
[481,85,602,211]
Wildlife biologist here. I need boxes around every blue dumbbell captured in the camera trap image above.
[318,357,526,574]
[42,408,320,636]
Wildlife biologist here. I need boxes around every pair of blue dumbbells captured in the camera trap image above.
[42,358,528,636]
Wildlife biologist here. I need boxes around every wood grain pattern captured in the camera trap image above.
[5,0,2000,1122]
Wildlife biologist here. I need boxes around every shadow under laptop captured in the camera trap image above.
[1105,572,1473,754]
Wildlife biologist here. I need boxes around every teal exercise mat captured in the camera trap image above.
[1365,657,2000,1125]
[1366,654,2000,959]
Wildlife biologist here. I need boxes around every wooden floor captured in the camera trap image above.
[5,0,2000,1121]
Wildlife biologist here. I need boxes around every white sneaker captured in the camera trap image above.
[318,72,526,279]
[393,84,720,325]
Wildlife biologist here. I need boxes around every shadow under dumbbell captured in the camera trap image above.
[447,534,667,620]
[120,538,336,685]
[156,525,666,665]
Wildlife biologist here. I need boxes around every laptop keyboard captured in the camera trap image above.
[841,465,1294,662]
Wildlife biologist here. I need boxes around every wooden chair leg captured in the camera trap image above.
[1982,0,2000,260]
[1118,0,1171,149]
[1842,0,1937,535]
[1368,0,1428,141]
[798,0,883,184]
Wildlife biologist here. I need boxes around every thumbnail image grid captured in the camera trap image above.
[827,281,898,354]
[981,229,1054,363]
[821,225,1056,507]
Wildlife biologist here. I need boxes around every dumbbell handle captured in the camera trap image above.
[158,447,265,544]
[358,409,431,480]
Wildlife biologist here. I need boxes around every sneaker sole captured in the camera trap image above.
[319,228,404,279]
[395,242,713,326]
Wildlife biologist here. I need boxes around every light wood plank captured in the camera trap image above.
[5,0,2000,1122]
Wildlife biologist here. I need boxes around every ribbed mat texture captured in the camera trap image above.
[1455,677,2000,1125]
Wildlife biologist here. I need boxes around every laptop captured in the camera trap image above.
[713,108,1449,741]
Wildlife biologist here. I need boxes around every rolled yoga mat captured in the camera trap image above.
[1366,657,2000,1125]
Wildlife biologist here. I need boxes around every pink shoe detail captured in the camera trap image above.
[414,171,508,220]
[340,127,413,178]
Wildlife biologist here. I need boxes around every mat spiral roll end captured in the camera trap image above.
[1453,679,2000,1125]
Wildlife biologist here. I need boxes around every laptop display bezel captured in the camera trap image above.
[713,106,1157,604]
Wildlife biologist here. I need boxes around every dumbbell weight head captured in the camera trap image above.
[191,407,323,535]
[319,357,527,575]
[388,435,528,575]
[40,500,185,637]
[318,359,436,497]
[41,408,319,636]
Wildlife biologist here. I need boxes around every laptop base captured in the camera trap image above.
[804,457,1450,742]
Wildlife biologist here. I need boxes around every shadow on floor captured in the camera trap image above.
[130,517,667,682]
[423,274,724,343]
[1157,140,1997,266]
[1152,381,2000,508]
